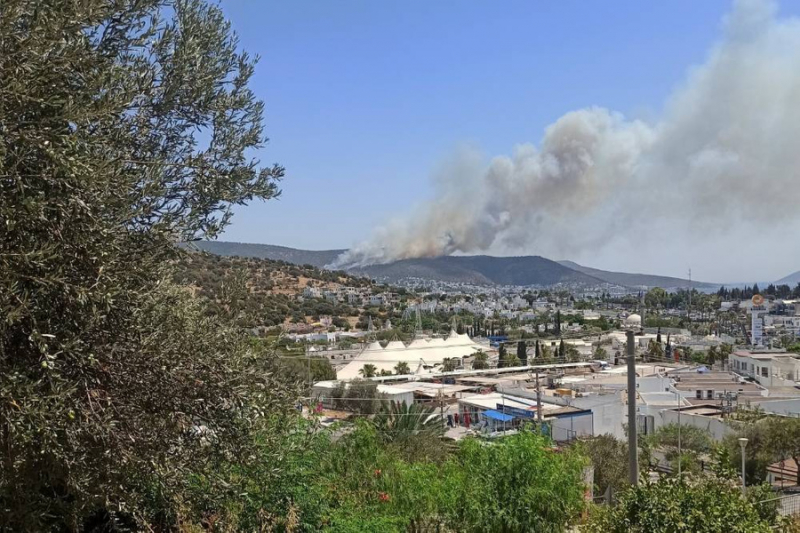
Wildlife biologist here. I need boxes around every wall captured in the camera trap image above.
[549,411,593,442]
[658,409,734,441]
[585,399,626,439]
[758,398,800,416]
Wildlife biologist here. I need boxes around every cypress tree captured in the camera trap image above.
[517,341,527,365]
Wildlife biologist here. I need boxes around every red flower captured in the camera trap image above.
[374,469,382,477]
[378,492,390,502]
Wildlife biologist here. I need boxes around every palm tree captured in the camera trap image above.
[394,361,411,375]
[372,401,444,443]
[359,364,377,378]
[471,350,490,370]
[442,358,459,372]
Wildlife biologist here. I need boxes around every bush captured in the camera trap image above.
[584,476,776,533]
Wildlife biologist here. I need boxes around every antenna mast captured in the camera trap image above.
[687,268,692,325]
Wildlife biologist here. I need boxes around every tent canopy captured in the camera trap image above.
[482,409,514,422]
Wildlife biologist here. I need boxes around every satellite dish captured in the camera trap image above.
[752,294,765,306]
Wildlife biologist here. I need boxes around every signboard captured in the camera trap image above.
[752,310,764,346]
[497,403,537,419]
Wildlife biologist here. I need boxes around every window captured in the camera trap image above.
[707,390,714,399]
[696,390,702,399]
[762,367,768,377]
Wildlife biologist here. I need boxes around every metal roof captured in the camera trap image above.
[482,409,514,422]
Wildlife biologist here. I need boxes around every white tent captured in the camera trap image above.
[336,331,484,380]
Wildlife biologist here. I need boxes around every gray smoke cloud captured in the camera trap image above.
[332,0,800,269]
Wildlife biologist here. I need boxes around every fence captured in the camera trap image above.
[756,493,800,518]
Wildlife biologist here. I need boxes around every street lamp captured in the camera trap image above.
[677,392,682,480]
[738,438,748,494]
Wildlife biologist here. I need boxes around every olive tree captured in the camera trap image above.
[1,0,288,529]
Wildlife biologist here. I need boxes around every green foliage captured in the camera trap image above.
[277,355,337,385]
[593,345,609,360]
[539,344,555,364]
[174,252,367,328]
[471,350,490,370]
[0,0,299,528]
[328,426,586,532]
[394,361,411,375]
[578,435,629,497]
[762,416,800,485]
[359,363,378,378]
[372,402,446,461]
[442,357,460,372]
[584,476,776,533]
[646,339,664,361]
[722,414,800,485]
[645,423,713,475]
[501,349,522,368]
[565,345,582,362]
[331,379,385,414]
[444,431,586,532]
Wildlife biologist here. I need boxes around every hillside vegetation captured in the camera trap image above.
[174,251,371,328]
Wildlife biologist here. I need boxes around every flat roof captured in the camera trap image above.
[674,381,762,392]
[640,392,690,406]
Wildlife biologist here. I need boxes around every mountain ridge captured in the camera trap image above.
[190,240,718,288]
[557,260,717,290]
[776,270,800,286]
[188,241,345,268]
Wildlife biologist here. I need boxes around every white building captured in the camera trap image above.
[623,313,642,328]
[303,286,321,298]
[728,350,800,388]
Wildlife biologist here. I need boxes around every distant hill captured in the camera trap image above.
[188,241,345,269]
[349,255,603,286]
[189,241,717,288]
[174,251,370,328]
[557,260,717,290]
[776,270,800,286]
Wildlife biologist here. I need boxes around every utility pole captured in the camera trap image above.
[626,329,639,485]
[536,371,543,426]
[687,268,692,325]
[438,390,446,432]
[306,344,312,394]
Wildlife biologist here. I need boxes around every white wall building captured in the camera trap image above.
[729,350,800,388]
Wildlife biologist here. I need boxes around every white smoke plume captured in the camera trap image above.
[332,0,800,269]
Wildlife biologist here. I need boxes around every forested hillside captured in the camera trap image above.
[174,251,371,328]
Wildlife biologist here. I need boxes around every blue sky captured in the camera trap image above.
[217,1,800,282]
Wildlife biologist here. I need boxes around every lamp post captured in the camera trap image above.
[738,437,748,494]
[677,391,682,480]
